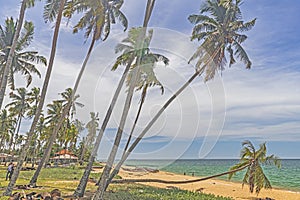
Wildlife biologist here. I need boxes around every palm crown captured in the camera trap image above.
[0,18,47,90]
[65,0,128,41]
[229,140,281,194]
[113,27,169,93]
[188,0,256,81]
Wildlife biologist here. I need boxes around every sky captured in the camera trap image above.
[0,0,299,159]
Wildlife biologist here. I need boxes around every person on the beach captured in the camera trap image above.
[6,162,14,181]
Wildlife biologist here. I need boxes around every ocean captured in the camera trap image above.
[124,159,300,191]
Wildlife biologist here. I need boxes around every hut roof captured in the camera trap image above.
[50,154,78,160]
[55,149,73,155]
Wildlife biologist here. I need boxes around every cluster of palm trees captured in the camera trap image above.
[0,0,281,199]
[0,87,85,164]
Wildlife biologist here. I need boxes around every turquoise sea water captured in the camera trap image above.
[124,159,300,191]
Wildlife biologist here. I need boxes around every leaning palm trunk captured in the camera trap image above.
[12,115,22,154]
[111,163,250,184]
[123,84,147,154]
[105,70,201,188]
[105,43,223,188]
[3,0,66,196]
[94,2,156,199]
[94,61,141,200]
[29,36,96,187]
[29,125,63,187]
[73,58,134,198]
[0,0,27,109]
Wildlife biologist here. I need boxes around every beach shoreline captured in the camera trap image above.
[117,167,300,200]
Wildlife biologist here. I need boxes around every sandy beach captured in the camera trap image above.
[117,168,300,200]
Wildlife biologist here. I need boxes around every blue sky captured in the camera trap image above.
[0,0,300,159]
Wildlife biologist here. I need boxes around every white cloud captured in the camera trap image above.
[2,0,299,157]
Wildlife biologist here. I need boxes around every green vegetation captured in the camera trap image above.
[105,184,233,200]
[0,166,231,200]
[0,165,105,195]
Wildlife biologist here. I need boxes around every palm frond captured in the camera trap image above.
[238,18,257,32]
[101,12,111,41]
[232,40,252,69]
[43,0,61,23]
[265,154,281,168]
[16,21,34,51]
[112,7,128,31]
[228,160,250,180]
[188,14,218,26]
[242,140,256,153]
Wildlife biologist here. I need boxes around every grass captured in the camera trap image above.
[0,165,102,195]
[105,184,233,200]
[0,165,232,200]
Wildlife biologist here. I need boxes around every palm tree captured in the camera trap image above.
[65,122,80,150]
[58,118,72,150]
[0,0,35,109]
[5,0,67,195]
[103,27,169,187]
[93,1,157,199]
[45,101,63,125]
[110,141,280,195]
[59,88,84,119]
[0,18,46,91]
[33,115,47,165]
[5,88,31,154]
[119,29,169,154]
[29,114,46,168]
[56,0,128,146]
[72,119,84,151]
[107,0,256,188]
[26,87,40,118]
[229,140,281,194]
[29,88,83,186]
[70,0,130,196]
[79,112,99,162]
[85,112,99,146]
[0,109,15,154]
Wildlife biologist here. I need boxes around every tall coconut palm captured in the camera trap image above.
[30,88,83,186]
[0,0,38,109]
[72,0,130,196]
[0,18,46,91]
[85,112,99,146]
[34,115,47,163]
[4,0,67,195]
[111,141,280,196]
[107,0,256,188]
[45,101,63,125]
[59,88,84,119]
[72,119,84,151]
[26,87,40,118]
[229,140,281,194]
[94,1,157,199]
[0,109,15,154]
[5,88,31,154]
[30,114,46,167]
[66,122,80,150]
[79,112,99,162]
[104,28,169,187]
[58,118,72,149]
[120,32,169,154]
[56,0,128,142]
[108,32,169,188]
[29,87,83,186]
